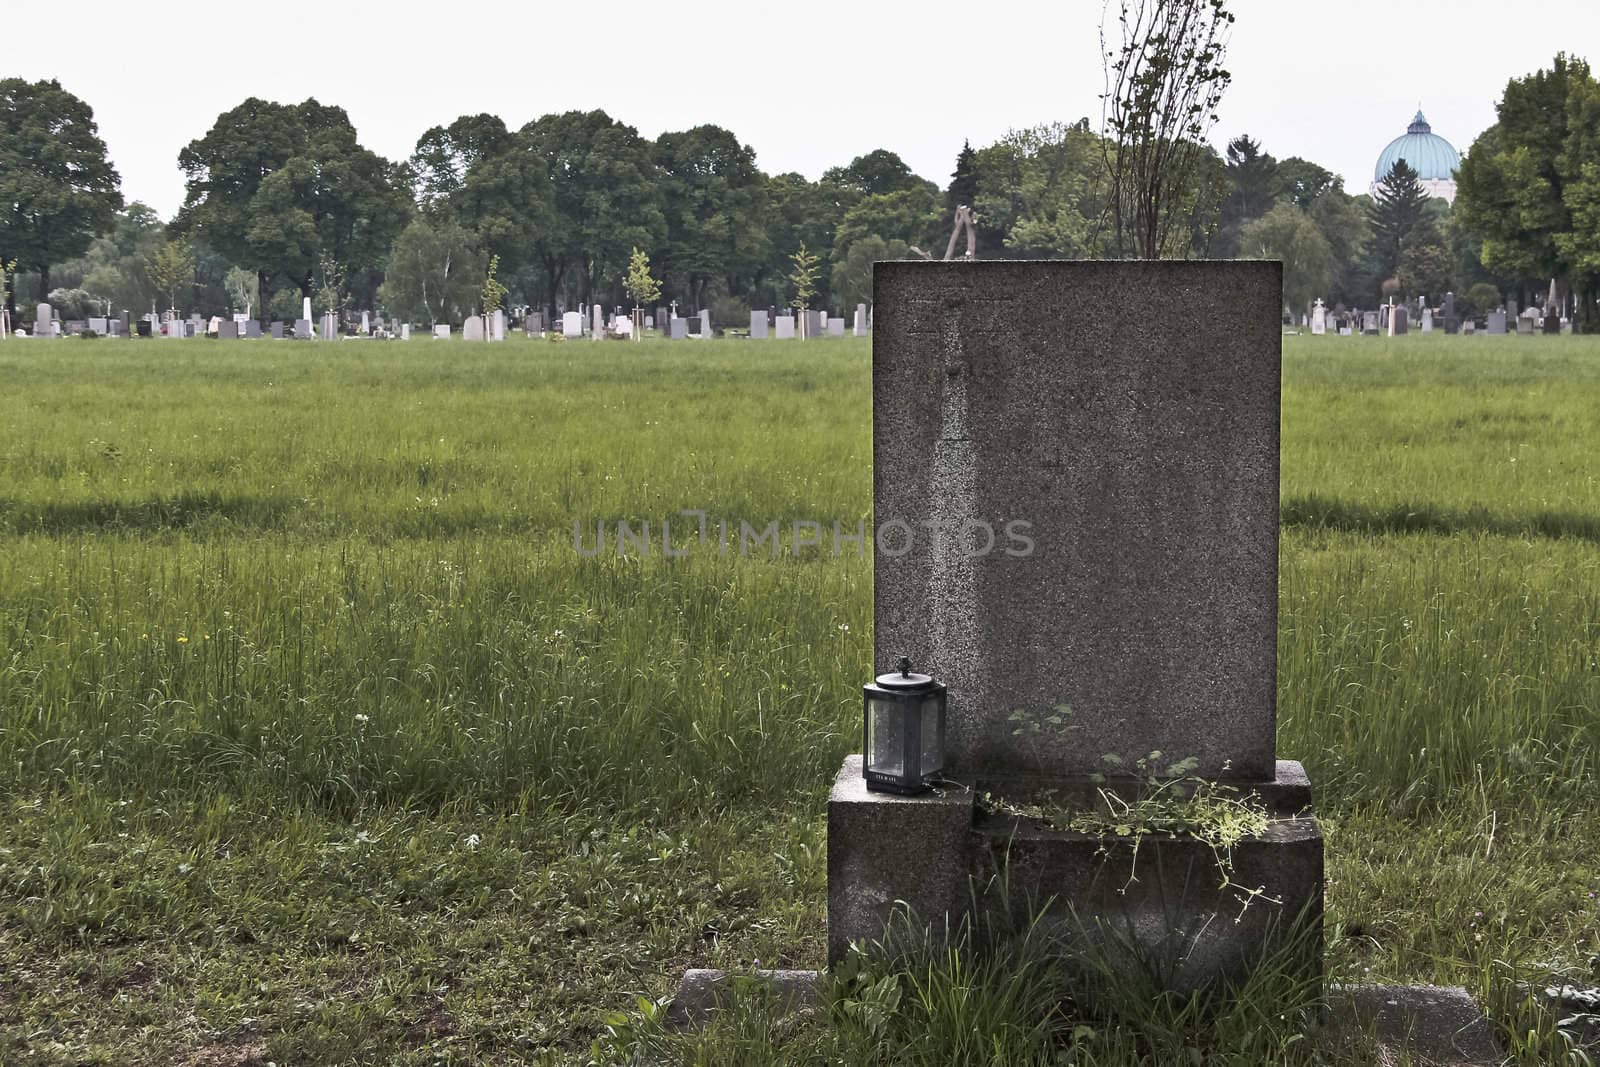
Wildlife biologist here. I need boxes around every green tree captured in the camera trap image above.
[832,234,909,311]
[1216,135,1278,258]
[517,110,666,317]
[972,121,1107,258]
[1455,54,1600,325]
[1307,186,1371,306]
[409,114,512,210]
[822,149,926,199]
[1238,202,1332,315]
[0,78,123,319]
[947,140,978,214]
[1276,157,1337,208]
[480,254,508,319]
[789,243,820,336]
[624,247,662,307]
[147,239,196,312]
[761,173,844,307]
[1100,0,1235,258]
[177,97,411,302]
[1369,158,1428,289]
[54,203,167,317]
[831,186,944,267]
[376,215,485,327]
[451,142,552,275]
[653,125,770,307]
[1397,210,1454,301]
[223,266,258,314]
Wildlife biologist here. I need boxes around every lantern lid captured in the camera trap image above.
[874,656,937,691]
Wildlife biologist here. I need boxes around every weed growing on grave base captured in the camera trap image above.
[977,750,1275,912]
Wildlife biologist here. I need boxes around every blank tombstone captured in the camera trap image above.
[434,324,451,339]
[270,322,285,339]
[244,321,262,339]
[775,315,795,339]
[827,317,845,338]
[749,309,768,339]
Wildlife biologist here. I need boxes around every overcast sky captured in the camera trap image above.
[11,0,1600,219]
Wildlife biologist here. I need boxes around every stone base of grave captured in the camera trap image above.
[664,970,1502,1064]
[827,754,1323,992]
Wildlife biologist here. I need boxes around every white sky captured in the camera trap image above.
[11,0,1600,219]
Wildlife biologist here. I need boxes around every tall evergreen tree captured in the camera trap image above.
[1216,135,1278,258]
[947,139,978,213]
[1369,158,1428,290]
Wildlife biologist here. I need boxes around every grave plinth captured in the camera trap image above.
[830,261,1322,988]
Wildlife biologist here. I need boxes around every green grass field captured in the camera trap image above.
[1,333,1597,1064]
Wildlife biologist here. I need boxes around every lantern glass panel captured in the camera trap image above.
[919,694,944,777]
[866,697,905,778]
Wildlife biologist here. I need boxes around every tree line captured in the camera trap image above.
[3,52,1600,330]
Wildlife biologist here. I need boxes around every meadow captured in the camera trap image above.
[0,332,1597,1064]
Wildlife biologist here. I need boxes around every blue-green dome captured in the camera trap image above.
[1375,111,1460,182]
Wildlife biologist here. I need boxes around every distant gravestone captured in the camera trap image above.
[1507,297,1519,320]
[562,312,583,338]
[35,304,54,339]
[270,322,285,339]
[294,319,313,339]
[1544,309,1561,335]
[699,309,712,338]
[807,309,824,339]
[1392,308,1408,335]
[136,320,152,337]
[1421,309,1433,333]
[669,317,688,340]
[775,314,795,339]
[319,313,338,340]
[400,324,411,340]
[854,303,868,336]
[88,317,108,335]
[463,315,485,341]
[1486,310,1507,334]
[434,324,451,339]
[491,309,506,341]
[1309,299,1326,335]
[656,307,669,332]
[65,320,87,336]
[218,321,239,340]
[749,309,768,339]
[359,311,371,335]
[244,321,262,339]
[827,316,845,338]
[1516,314,1535,336]
[593,304,604,339]
[1361,311,1380,335]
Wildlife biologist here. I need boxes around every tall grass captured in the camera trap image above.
[1,333,1598,816]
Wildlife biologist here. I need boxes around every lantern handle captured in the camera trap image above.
[897,656,912,677]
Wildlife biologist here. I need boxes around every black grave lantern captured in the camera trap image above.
[863,657,947,795]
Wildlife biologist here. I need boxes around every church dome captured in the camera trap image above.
[1375,111,1460,183]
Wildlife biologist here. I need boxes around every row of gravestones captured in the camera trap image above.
[748,304,871,340]
[17,303,423,342]
[1308,295,1572,337]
